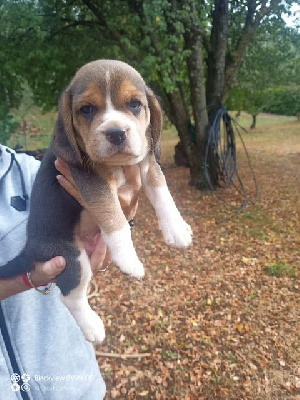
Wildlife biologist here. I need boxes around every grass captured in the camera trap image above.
[233,111,296,128]
[265,263,296,278]
[7,106,56,151]
[240,211,262,221]
[234,112,300,157]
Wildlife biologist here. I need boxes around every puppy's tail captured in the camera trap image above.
[0,250,33,278]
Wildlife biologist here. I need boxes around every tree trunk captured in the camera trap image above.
[168,0,230,189]
[206,0,229,114]
[250,114,257,129]
[165,90,196,163]
[205,0,229,188]
[185,27,210,188]
[160,86,210,189]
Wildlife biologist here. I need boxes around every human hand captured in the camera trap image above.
[28,240,108,290]
[30,256,66,286]
[0,256,67,300]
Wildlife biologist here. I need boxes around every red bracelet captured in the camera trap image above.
[23,271,55,295]
[21,273,32,288]
[21,273,49,288]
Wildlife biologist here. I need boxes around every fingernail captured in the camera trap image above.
[56,256,66,269]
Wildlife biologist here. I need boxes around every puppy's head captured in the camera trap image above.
[54,60,162,166]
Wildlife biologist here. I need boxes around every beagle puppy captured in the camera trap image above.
[2,60,192,343]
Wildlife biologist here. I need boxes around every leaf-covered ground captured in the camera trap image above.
[91,117,299,399]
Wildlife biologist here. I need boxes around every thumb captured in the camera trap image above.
[31,256,66,286]
[42,256,66,280]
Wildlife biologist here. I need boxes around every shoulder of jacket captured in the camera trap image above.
[15,151,40,174]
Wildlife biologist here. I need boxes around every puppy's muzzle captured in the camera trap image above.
[106,128,126,146]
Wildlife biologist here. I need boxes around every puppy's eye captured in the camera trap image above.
[126,100,142,114]
[80,105,97,119]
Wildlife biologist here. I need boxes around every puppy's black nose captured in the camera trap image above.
[106,128,126,146]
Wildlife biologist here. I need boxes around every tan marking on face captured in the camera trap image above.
[146,154,166,187]
[116,79,144,106]
[75,82,106,111]
[72,82,106,157]
[107,79,150,164]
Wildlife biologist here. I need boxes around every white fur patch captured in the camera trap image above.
[93,108,144,164]
[99,108,143,156]
[101,224,145,278]
[60,251,105,344]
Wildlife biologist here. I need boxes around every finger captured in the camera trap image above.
[31,256,66,286]
[90,235,108,271]
[103,250,111,266]
[56,175,83,206]
[55,159,77,188]
[55,159,69,178]
[42,256,66,279]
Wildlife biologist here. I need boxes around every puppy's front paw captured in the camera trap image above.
[159,217,193,248]
[115,255,145,279]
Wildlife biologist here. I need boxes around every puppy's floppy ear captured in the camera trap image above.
[54,87,82,166]
[146,87,163,160]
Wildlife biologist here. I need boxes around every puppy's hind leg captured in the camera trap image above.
[56,249,105,344]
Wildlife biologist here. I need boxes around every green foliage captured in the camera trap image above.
[265,263,296,278]
[226,22,300,117]
[1,0,197,114]
[263,87,300,115]
[139,0,191,93]
[226,87,271,116]
[0,0,299,149]
[0,107,18,145]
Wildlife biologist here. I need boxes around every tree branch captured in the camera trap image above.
[80,0,136,60]
[223,0,279,99]
[96,351,151,359]
[81,0,107,26]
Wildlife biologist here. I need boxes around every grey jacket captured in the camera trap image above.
[0,145,106,400]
